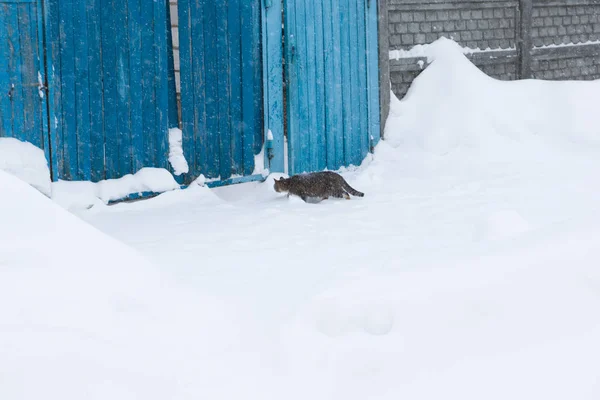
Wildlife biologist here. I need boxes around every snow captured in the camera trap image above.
[168,127,189,176]
[52,167,181,210]
[390,38,515,60]
[5,38,600,399]
[0,137,52,197]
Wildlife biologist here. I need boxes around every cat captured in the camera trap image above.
[273,171,364,203]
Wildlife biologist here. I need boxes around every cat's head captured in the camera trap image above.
[273,177,290,193]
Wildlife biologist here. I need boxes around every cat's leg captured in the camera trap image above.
[344,192,351,200]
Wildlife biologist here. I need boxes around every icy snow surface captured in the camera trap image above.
[0,137,51,197]
[4,39,600,399]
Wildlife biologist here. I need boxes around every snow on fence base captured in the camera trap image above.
[0,138,52,197]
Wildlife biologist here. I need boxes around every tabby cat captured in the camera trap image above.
[273,171,364,203]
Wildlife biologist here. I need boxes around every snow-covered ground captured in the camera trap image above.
[3,38,600,399]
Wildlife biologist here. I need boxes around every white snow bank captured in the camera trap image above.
[0,170,278,399]
[0,137,51,197]
[168,128,189,176]
[52,167,181,210]
[385,38,600,155]
[390,40,514,60]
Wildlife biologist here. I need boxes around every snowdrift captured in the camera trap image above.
[0,170,273,399]
[0,137,52,197]
[385,38,600,154]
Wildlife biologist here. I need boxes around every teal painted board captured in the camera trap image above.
[0,0,49,157]
[116,0,132,177]
[241,0,256,176]
[313,0,326,171]
[74,0,91,180]
[366,0,381,147]
[228,0,242,174]
[356,0,369,161]
[166,1,179,130]
[179,0,263,183]
[330,0,344,170]
[304,0,317,172]
[128,0,144,174]
[261,0,284,173]
[87,0,104,181]
[153,0,170,171]
[44,0,62,179]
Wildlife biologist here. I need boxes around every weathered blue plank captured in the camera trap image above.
[348,0,361,166]
[178,0,195,176]
[283,0,296,174]
[356,0,369,160]
[295,0,310,174]
[313,0,326,171]
[18,4,35,145]
[128,0,143,174]
[35,0,50,165]
[0,4,12,138]
[44,0,61,179]
[140,0,156,168]
[74,0,91,180]
[339,0,352,167]
[100,0,118,178]
[251,1,262,156]
[241,0,256,176]
[304,0,318,172]
[153,0,170,170]
[6,5,24,141]
[204,0,220,178]
[366,0,381,147]
[228,0,242,175]
[261,0,284,173]
[116,0,132,177]
[216,0,232,180]
[331,0,345,170]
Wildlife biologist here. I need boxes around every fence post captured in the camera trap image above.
[518,0,533,79]
[378,0,390,139]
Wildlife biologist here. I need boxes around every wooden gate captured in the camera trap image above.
[178,0,264,184]
[0,0,50,163]
[284,0,380,175]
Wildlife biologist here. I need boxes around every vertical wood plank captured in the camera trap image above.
[262,0,284,173]
[6,6,24,141]
[283,0,297,174]
[348,0,360,166]
[140,0,156,168]
[339,0,351,167]
[18,4,35,145]
[330,0,344,170]
[322,0,335,170]
[295,0,309,173]
[216,0,232,179]
[304,0,317,172]
[116,0,132,176]
[129,0,144,174]
[204,0,220,178]
[228,0,243,175]
[35,0,51,165]
[178,0,196,176]
[74,0,91,180]
[366,0,380,147]
[356,0,369,160]
[44,0,62,180]
[191,0,207,175]
[0,4,12,138]
[241,0,255,175]
[166,1,179,130]
[313,0,326,171]
[87,0,104,181]
[101,0,118,178]
[153,0,170,170]
[251,0,262,156]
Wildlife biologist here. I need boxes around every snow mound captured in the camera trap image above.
[0,170,270,399]
[385,37,600,155]
[52,167,181,210]
[0,137,52,197]
[168,128,189,176]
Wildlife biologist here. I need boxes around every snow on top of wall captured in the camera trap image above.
[390,37,516,60]
[385,38,600,156]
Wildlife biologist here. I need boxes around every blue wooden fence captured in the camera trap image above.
[0,0,50,163]
[178,0,265,184]
[44,0,174,182]
[2,0,380,187]
[284,0,380,175]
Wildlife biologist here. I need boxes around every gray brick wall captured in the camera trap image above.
[387,0,600,99]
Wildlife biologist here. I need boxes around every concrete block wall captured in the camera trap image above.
[387,0,600,100]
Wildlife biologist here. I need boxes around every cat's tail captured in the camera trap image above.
[343,182,364,197]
